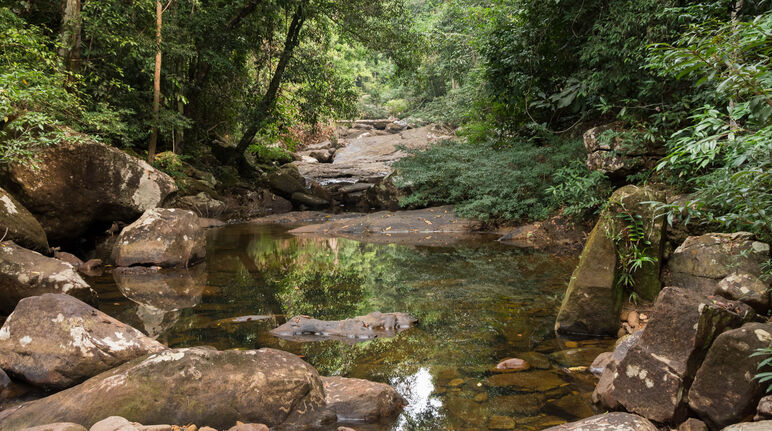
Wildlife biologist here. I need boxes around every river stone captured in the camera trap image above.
[0,187,49,253]
[322,376,405,422]
[590,352,613,377]
[19,424,87,431]
[519,351,552,369]
[0,241,95,313]
[494,358,530,372]
[593,331,644,407]
[667,232,770,297]
[90,417,138,431]
[176,192,226,217]
[486,370,567,392]
[0,138,176,243]
[721,422,772,431]
[267,164,306,196]
[688,322,772,429]
[488,393,546,415]
[113,266,205,311]
[227,425,269,431]
[112,208,206,268]
[678,418,709,431]
[756,395,772,421]
[542,412,658,431]
[715,272,771,314]
[0,294,165,389]
[0,347,326,430]
[271,312,417,342]
[593,287,750,424]
[549,347,608,368]
[290,192,329,208]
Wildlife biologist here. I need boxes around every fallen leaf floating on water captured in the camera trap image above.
[385,226,392,231]
[424,220,433,225]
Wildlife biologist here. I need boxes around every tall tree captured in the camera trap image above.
[59,0,81,73]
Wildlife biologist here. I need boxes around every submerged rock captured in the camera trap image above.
[0,241,95,313]
[667,232,770,297]
[593,287,751,424]
[0,187,49,253]
[0,137,176,243]
[542,412,658,431]
[322,376,405,422]
[270,312,417,342]
[112,208,206,268]
[0,294,164,389]
[688,322,772,429]
[0,347,326,430]
[486,370,567,392]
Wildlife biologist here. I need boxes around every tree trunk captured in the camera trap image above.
[234,2,306,156]
[59,0,82,73]
[148,0,163,163]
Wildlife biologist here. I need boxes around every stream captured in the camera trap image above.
[87,222,611,431]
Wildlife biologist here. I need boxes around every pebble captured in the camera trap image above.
[494,358,530,372]
[627,311,640,327]
[448,378,465,387]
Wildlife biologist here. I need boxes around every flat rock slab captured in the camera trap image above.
[542,412,658,431]
[271,312,417,343]
[322,376,405,423]
[0,294,164,389]
[0,347,326,431]
[112,208,206,268]
[248,211,365,225]
[0,241,94,314]
[0,138,176,243]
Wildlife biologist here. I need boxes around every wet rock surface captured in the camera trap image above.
[322,376,406,423]
[593,287,750,423]
[113,266,205,312]
[0,138,176,243]
[112,208,206,268]
[0,241,95,313]
[688,322,772,429]
[270,312,417,342]
[19,424,88,431]
[666,232,770,297]
[0,186,49,253]
[0,294,164,389]
[0,347,326,430]
[542,412,658,431]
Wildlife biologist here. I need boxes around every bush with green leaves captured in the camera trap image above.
[547,160,612,219]
[392,137,586,223]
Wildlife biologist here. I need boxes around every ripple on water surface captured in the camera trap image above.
[86,222,612,431]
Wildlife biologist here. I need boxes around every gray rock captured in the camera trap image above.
[542,412,658,430]
[267,164,306,196]
[678,418,708,431]
[584,123,664,180]
[90,417,138,431]
[271,312,417,342]
[0,186,49,253]
[112,208,206,268]
[590,352,613,377]
[593,287,750,423]
[756,395,772,421]
[715,272,771,314]
[176,193,226,218]
[20,424,88,431]
[0,138,176,243]
[0,241,94,313]
[688,322,772,429]
[721,422,772,431]
[290,192,329,208]
[592,331,643,407]
[0,367,11,388]
[0,294,164,389]
[226,424,269,431]
[0,347,326,431]
[322,376,405,422]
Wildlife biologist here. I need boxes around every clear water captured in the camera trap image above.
[85,223,611,431]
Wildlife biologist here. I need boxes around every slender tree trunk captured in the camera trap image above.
[729,0,743,129]
[235,3,306,155]
[148,0,163,163]
[59,0,82,73]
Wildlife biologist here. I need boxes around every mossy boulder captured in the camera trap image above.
[0,187,49,253]
[0,347,326,430]
[555,185,665,336]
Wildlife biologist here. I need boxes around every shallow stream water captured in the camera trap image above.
[86,222,611,431]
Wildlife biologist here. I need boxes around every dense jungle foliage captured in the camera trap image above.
[0,0,770,240]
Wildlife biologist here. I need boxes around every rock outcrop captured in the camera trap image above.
[542,412,658,431]
[0,294,165,389]
[0,241,94,313]
[666,232,770,297]
[0,348,326,430]
[593,287,751,424]
[584,123,665,181]
[322,376,406,422]
[688,322,772,429]
[112,208,206,268]
[176,193,226,218]
[555,185,665,336]
[271,312,417,342]
[0,187,49,253]
[0,138,177,243]
[715,272,771,314]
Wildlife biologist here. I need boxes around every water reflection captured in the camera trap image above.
[87,222,611,430]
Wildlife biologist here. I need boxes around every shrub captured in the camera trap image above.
[547,160,613,219]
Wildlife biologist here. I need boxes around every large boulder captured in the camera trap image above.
[0,242,94,314]
[322,376,405,422]
[687,322,772,429]
[715,272,771,314]
[555,185,665,336]
[0,138,177,243]
[0,294,165,389]
[593,287,751,424]
[0,347,327,430]
[175,193,226,218]
[666,232,770,297]
[267,164,306,196]
[542,412,658,431]
[592,331,644,406]
[112,208,206,268]
[0,187,49,253]
[271,312,417,342]
[584,123,665,181]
